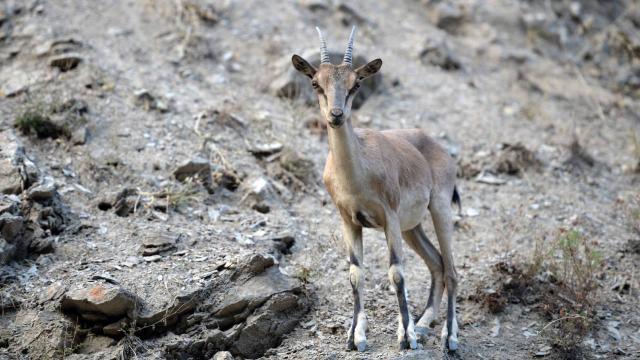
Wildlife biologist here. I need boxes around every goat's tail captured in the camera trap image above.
[452,186,461,214]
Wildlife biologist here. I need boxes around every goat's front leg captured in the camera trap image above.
[385,215,418,350]
[342,221,367,352]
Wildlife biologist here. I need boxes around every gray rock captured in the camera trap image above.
[35,38,83,57]
[141,232,179,256]
[270,49,383,109]
[174,156,213,189]
[138,254,308,358]
[0,211,27,264]
[419,38,462,71]
[0,130,26,194]
[0,213,23,240]
[231,291,304,358]
[27,177,57,202]
[430,2,467,33]
[14,310,81,358]
[0,195,19,215]
[0,65,41,97]
[38,282,66,305]
[61,282,140,320]
[271,233,295,255]
[0,238,16,265]
[29,237,54,254]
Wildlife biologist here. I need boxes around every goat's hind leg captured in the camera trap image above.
[385,215,418,350]
[342,221,367,352]
[402,224,444,336]
[430,195,459,351]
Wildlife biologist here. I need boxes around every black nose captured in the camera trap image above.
[330,108,343,119]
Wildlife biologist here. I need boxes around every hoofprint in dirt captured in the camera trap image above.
[0,0,639,359]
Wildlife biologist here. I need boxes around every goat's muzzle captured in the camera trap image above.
[329,108,344,128]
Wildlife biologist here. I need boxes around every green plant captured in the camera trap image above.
[15,107,68,139]
[553,229,602,304]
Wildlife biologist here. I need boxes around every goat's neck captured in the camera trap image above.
[327,119,362,178]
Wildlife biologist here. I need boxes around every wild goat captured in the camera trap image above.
[291,27,461,352]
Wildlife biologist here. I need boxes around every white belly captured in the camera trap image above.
[355,190,429,232]
[397,190,430,231]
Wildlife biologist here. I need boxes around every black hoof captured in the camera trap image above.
[346,340,355,351]
[399,339,410,350]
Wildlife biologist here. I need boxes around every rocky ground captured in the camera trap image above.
[1,0,639,359]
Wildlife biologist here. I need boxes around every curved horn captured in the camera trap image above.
[343,26,356,66]
[315,27,330,64]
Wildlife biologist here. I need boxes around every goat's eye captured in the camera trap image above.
[349,83,360,94]
[311,80,319,88]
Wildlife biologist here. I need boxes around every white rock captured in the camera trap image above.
[466,207,479,217]
[213,350,234,360]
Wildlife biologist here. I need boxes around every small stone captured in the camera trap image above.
[534,345,552,357]
[234,233,255,246]
[248,177,271,196]
[141,232,179,256]
[465,207,479,217]
[144,255,162,262]
[71,126,88,145]
[475,172,507,185]
[134,89,169,113]
[607,321,621,341]
[569,2,581,17]
[247,142,284,157]
[490,318,500,337]
[207,207,220,222]
[213,351,234,360]
[121,256,141,268]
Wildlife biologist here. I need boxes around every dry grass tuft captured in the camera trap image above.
[474,227,603,357]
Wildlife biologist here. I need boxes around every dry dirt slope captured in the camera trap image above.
[1,0,639,359]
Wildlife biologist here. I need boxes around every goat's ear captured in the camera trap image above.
[292,54,317,79]
[355,58,382,80]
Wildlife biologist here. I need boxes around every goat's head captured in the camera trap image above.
[292,27,382,128]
